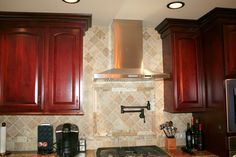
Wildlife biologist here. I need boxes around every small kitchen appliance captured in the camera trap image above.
[225,79,236,133]
[225,79,236,156]
[97,145,170,157]
[37,124,53,155]
[56,123,79,157]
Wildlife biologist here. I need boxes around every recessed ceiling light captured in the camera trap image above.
[62,0,80,4]
[167,1,185,9]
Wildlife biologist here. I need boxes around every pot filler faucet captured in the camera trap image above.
[121,101,151,123]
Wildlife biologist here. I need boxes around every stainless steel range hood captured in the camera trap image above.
[93,19,169,81]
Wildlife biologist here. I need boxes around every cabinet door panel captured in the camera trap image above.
[54,34,74,103]
[47,27,82,111]
[203,26,225,108]
[0,27,43,112]
[175,32,204,110]
[178,38,198,102]
[224,24,236,76]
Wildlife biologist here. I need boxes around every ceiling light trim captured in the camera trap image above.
[167,1,185,9]
[62,0,80,4]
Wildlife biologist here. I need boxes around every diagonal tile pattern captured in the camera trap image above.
[0,26,192,151]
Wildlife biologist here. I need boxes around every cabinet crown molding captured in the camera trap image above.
[0,12,92,32]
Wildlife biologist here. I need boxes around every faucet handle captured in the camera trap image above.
[139,109,145,123]
[146,101,151,110]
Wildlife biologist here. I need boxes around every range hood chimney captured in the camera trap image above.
[93,19,169,81]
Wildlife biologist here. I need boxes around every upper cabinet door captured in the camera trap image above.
[46,26,83,113]
[0,12,91,115]
[174,32,205,111]
[156,19,205,113]
[0,27,44,112]
[224,24,236,77]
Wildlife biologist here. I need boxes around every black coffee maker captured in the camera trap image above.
[56,123,79,157]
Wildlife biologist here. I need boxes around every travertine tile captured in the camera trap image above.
[0,26,192,151]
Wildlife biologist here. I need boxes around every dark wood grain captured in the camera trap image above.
[193,8,236,157]
[156,19,205,112]
[0,12,91,114]
[0,26,44,112]
[46,26,82,112]
[224,24,236,77]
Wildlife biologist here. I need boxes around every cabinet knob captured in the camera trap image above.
[38,95,41,104]
[76,96,79,105]
[38,95,42,110]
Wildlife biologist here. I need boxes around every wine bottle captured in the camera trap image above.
[191,117,195,148]
[198,123,204,150]
[194,119,199,149]
[185,123,192,149]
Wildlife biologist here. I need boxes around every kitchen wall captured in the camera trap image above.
[0,26,191,151]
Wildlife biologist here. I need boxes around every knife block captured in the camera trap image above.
[165,138,176,150]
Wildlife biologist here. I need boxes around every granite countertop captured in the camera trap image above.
[0,149,218,157]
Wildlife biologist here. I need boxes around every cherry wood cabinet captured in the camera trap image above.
[156,8,236,156]
[197,21,227,157]
[156,8,236,114]
[224,24,236,77]
[193,8,236,157]
[0,13,91,114]
[0,26,44,112]
[156,19,205,113]
[46,26,82,113]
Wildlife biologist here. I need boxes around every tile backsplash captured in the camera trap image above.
[0,26,191,151]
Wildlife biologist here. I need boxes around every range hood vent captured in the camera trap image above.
[93,19,169,81]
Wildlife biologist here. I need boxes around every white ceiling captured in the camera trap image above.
[0,0,236,27]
